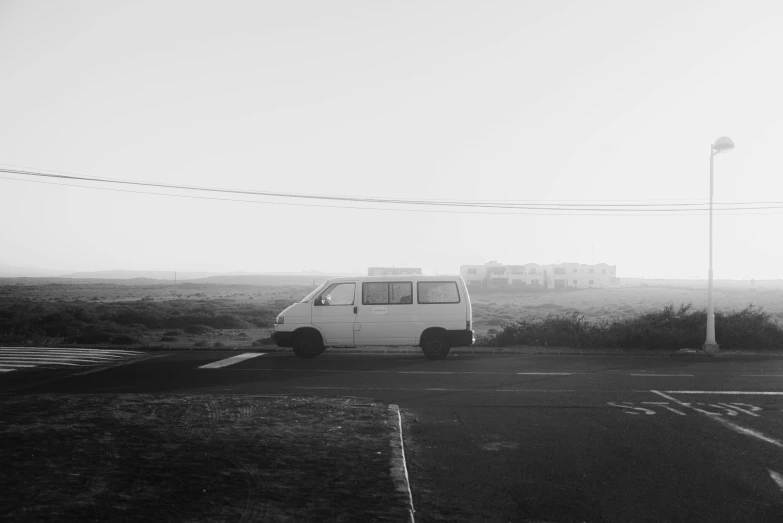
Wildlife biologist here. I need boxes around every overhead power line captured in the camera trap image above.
[2,166,783,215]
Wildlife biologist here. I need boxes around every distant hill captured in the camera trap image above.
[0,264,67,278]
[185,275,338,286]
[58,270,361,281]
[60,270,225,280]
[617,278,783,290]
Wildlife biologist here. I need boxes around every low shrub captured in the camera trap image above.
[160,336,177,342]
[184,325,216,334]
[111,335,140,345]
[74,332,113,344]
[480,303,783,351]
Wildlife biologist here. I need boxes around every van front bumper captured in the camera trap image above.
[271,331,294,347]
[447,329,475,347]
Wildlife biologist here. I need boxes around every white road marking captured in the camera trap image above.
[70,353,170,377]
[719,402,761,417]
[641,401,687,415]
[0,359,79,366]
[0,352,127,360]
[389,405,416,522]
[651,390,783,450]
[663,391,783,395]
[0,363,36,368]
[0,369,16,372]
[608,401,656,415]
[629,374,694,377]
[517,372,574,375]
[398,371,453,375]
[768,470,783,494]
[0,356,122,363]
[741,375,783,377]
[0,347,142,355]
[199,353,265,369]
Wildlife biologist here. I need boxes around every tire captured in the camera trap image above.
[421,334,451,360]
[292,331,324,359]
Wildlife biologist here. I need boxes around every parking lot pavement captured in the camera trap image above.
[5,351,783,522]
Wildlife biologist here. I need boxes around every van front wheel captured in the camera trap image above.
[293,332,324,359]
[421,335,451,360]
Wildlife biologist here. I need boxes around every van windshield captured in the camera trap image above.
[300,282,329,303]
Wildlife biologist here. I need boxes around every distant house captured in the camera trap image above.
[367,267,423,276]
[460,261,617,289]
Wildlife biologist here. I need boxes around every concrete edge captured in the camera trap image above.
[388,404,416,523]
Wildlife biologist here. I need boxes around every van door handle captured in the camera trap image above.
[353,306,357,314]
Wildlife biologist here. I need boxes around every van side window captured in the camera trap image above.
[390,282,413,304]
[418,281,460,304]
[362,282,413,305]
[315,283,355,306]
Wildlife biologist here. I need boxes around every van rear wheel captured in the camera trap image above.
[421,334,451,360]
[293,332,324,359]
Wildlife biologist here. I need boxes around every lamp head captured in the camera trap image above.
[712,136,735,154]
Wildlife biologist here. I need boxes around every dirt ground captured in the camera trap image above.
[0,394,409,522]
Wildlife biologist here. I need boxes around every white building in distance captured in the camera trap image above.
[460,261,617,289]
[367,267,423,276]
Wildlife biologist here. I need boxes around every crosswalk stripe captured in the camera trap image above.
[0,356,120,362]
[0,353,123,360]
[0,347,147,372]
[0,352,124,361]
[0,359,80,366]
[0,348,142,355]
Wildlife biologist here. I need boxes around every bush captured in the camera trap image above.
[111,335,140,345]
[160,336,177,342]
[74,332,113,344]
[184,325,216,334]
[252,337,275,346]
[481,303,783,351]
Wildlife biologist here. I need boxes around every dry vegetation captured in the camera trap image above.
[0,281,313,349]
[0,394,407,522]
[2,279,783,350]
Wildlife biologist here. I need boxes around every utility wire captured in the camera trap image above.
[2,166,783,213]
[3,175,783,216]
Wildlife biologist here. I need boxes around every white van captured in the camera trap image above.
[271,275,474,359]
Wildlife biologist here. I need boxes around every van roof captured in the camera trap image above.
[324,275,464,284]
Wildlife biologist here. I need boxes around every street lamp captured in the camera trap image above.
[703,136,734,352]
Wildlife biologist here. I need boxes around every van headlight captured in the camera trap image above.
[276,316,284,325]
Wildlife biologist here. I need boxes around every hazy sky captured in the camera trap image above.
[2,1,782,278]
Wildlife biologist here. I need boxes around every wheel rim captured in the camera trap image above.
[428,341,444,354]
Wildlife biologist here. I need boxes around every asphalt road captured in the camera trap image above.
[4,349,783,523]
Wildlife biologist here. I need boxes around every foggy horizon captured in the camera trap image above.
[3,1,782,280]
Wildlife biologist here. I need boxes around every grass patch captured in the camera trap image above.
[479,303,783,350]
[0,394,407,522]
[0,298,280,345]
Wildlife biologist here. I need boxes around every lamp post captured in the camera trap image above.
[703,136,734,352]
